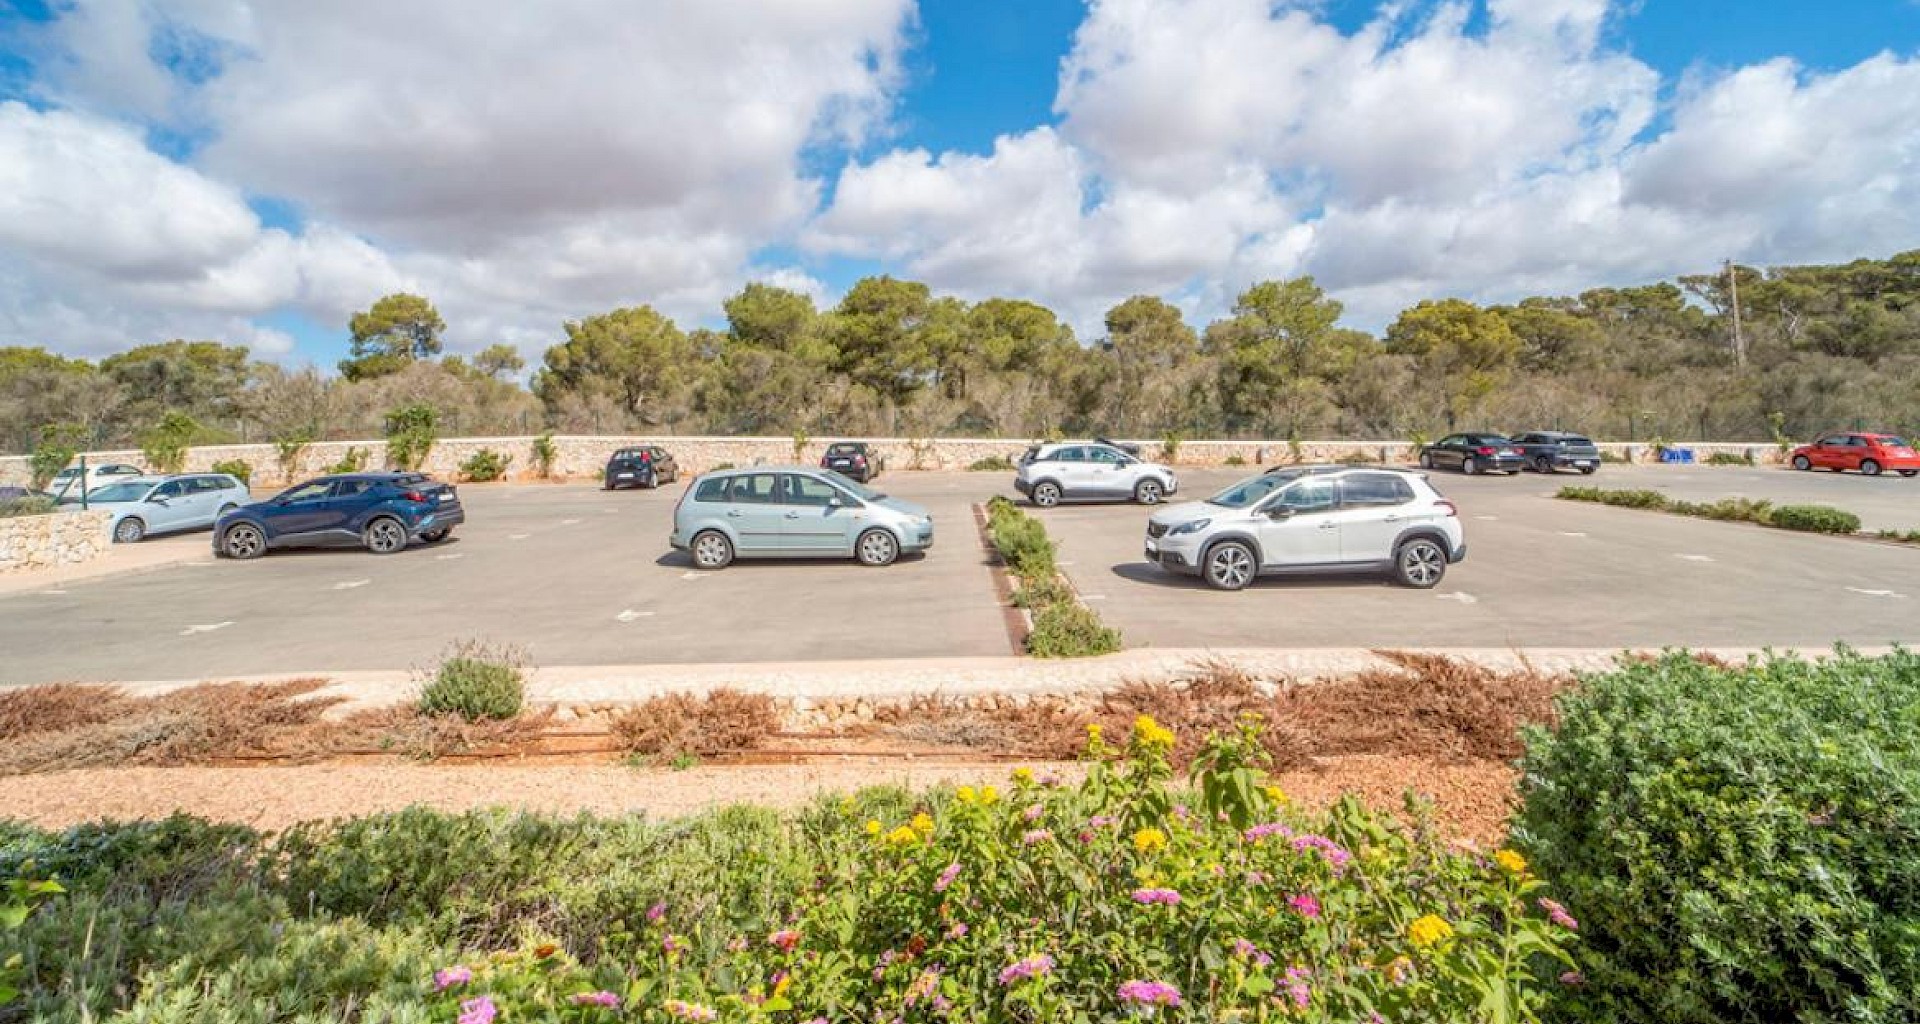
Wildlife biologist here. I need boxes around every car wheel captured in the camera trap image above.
[1418,452,1433,469]
[1579,466,1597,475]
[1462,457,1479,476]
[691,530,734,570]
[363,517,408,554]
[1203,541,1255,591]
[1861,459,1882,477]
[222,523,266,560]
[113,517,146,544]
[421,528,451,543]
[1032,481,1062,508]
[1133,479,1164,505]
[1791,455,1811,470]
[1394,538,1448,589]
[1534,457,1555,474]
[856,528,900,567]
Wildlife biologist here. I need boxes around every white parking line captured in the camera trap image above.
[1474,515,1499,521]
[180,621,233,636]
[1674,554,1715,562]
[331,579,371,590]
[560,518,581,526]
[1558,531,1587,538]
[1436,592,1478,604]
[680,571,707,580]
[435,553,464,561]
[1080,594,1108,601]
[615,609,655,622]
[509,533,531,540]
[42,589,66,595]
[1846,587,1905,598]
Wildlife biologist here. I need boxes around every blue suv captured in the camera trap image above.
[214,473,464,559]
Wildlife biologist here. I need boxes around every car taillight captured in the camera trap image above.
[401,490,427,502]
[1436,499,1458,517]
[854,455,866,465]
[1475,446,1495,455]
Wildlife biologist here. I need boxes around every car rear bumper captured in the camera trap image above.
[412,507,465,534]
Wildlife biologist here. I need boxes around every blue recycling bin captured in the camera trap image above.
[1658,447,1695,464]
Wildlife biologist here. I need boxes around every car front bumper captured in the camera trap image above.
[1013,477,1033,496]
[901,521,935,553]
[1144,531,1204,575]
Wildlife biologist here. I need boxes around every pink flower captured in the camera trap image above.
[947,922,968,939]
[457,996,497,1024]
[646,902,667,922]
[998,954,1056,986]
[935,862,962,892]
[1289,893,1322,918]
[1230,938,1273,967]
[1117,979,1182,1007]
[1131,887,1183,906]
[663,934,686,957]
[570,991,621,1008]
[1022,828,1053,845]
[768,928,801,952]
[726,936,748,953]
[1087,815,1116,828]
[1539,898,1579,931]
[1560,970,1586,986]
[1244,871,1267,886]
[1291,834,1353,869]
[1243,822,1291,843]
[432,966,473,991]
[1285,967,1312,1008]
[1023,803,1045,821]
[664,1000,717,1022]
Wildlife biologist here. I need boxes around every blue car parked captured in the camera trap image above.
[214,472,464,559]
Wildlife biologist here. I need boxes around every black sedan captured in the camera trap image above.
[1418,433,1526,475]
[821,441,885,483]
[603,446,679,490]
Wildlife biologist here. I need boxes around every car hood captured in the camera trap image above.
[1147,501,1223,529]
[873,496,929,519]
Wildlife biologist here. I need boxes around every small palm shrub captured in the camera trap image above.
[0,496,57,519]
[1768,504,1860,534]
[384,404,438,471]
[210,458,252,484]
[459,448,512,482]
[418,642,525,722]
[1516,651,1920,1023]
[1224,454,1247,466]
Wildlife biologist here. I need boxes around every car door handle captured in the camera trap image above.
[784,512,800,519]
[1319,522,1337,530]
[727,509,744,518]
[1382,515,1400,523]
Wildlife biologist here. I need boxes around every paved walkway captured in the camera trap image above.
[0,532,211,596]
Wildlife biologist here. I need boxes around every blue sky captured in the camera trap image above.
[3,0,1920,368]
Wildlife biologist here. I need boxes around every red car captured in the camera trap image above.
[1789,433,1920,477]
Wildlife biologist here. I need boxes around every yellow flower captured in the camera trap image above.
[1011,767,1035,786]
[911,812,936,835]
[1408,914,1454,948]
[773,974,793,998]
[865,819,882,836]
[956,785,977,805]
[884,825,920,847]
[1132,714,1176,751]
[1086,724,1103,741]
[1262,785,1291,806]
[1494,849,1528,875]
[980,785,1000,805]
[1133,827,1168,854]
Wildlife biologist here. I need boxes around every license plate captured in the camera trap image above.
[831,460,852,467]
[1575,460,1594,467]
[438,493,452,502]
[616,472,634,478]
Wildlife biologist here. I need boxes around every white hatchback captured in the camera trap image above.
[1144,466,1465,590]
[1014,442,1178,507]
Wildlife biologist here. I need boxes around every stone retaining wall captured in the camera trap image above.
[0,436,1787,487]
[0,509,113,573]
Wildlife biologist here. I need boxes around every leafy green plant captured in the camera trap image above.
[710,462,735,471]
[417,641,525,722]
[140,411,199,475]
[968,454,1015,471]
[326,446,369,474]
[1516,650,1920,1023]
[210,458,252,484]
[1336,450,1376,465]
[1287,427,1304,464]
[1556,486,1668,509]
[1767,504,1860,534]
[0,866,64,1006]
[530,432,558,479]
[1665,497,1771,523]
[384,403,439,471]
[1877,528,1920,545]
[1224,454,1247,466]
[1769,410,1792,453]
[459,448,512,482]
[1704,451,1754,466]
[791,428,809,462]
[28,425,83,491]
[1010,574,1072,609]
[273,432,311,480]
[1160,431,1183,464]
[986,500,1056,579]
[0,497,57,519]
[1026,600,1122,657]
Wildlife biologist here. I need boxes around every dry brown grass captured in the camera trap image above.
[0,683,128,740]
[610,688,780,758]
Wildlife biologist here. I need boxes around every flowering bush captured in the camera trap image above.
[435,714,1575,1022]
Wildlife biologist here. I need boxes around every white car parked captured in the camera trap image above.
[1143,466,1465,590]
[1014,442,1178,507]
[83,473,250,543]
[48,461,144,501]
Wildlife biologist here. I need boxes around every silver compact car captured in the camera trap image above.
[84,473,250,543]
[1014,442,1178,507]
[670,466,933,569]
[1144,466,1466,590]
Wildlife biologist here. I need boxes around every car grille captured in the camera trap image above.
[1146,522,1169,539]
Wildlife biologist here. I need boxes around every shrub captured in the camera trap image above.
[1515,651,1920,1023]
[1026,600,1122,657]
[987,505,1056,580]
[1768,504,1860,534]
[1010,574,1073,609]
[530,432,557,478]
[967,454,1014,472]
[210,458,252,484]
[1224,454,1247,466]
[458,448,512,482]
[273,432,311,480]
[791,428,809,462]
[326,446,369,474]
[1878,528,1920,545]
[1336,449,1376,465]
[1665,497,1771,523]
[28,425,82,491]
[710,461,735,471]
[0,496,57,519]
[417,642,525,722]
[383,403,438,471]
[1557,486,1667,509]
[1160,431,1183,463]
[140,411,199,475]
[610,688,779,758]
[1704,451,1754,466]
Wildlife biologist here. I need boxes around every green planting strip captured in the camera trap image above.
[982,496,1122,657]
[1553,486,1906,541]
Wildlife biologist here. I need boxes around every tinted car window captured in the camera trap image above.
[1049,447,1084,463]
[1087,446,1127,464]
[152,480,186,499]
[827,443,862,456]
[280,481,333,503]
[1342,473,1414,508]
[331,480,373,498]
[730,474,781,504]
[1207,475,1289,509]
[89,481,153,502]
[694,477,729,502]
[1438,435,1464,446]
[1274,478,1337,513]
[188,476,226,493]
[783,474,843,507]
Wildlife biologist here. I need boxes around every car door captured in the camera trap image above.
[1333,473,1419,563]
[170,476,218,527]
[725,473,789,552]
[263,480,341,538]
[780,473,856,553]
[1434,435,1464,468]
[141,479,193,532]
[1807,435,1842,468]
[1253,477,1343,567]
[1047,446,1088,495]
[652,447,675,480]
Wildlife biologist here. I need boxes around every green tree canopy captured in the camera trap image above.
[535,305,693,425]
[1385,298,1521,426]
[99,340,251,425]
[341,293,446,381]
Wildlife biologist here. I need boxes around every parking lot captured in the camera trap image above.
[1,462,1915,685]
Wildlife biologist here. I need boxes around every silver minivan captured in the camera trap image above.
[669,466,933,569]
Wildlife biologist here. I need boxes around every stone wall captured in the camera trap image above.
[0,435,1787,488]
[0,509,113,573]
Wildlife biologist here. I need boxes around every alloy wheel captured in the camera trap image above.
[1398,540,1446,588]
[857,529,899,566]
[365,518,406,554]
[114,518,145,544]
[1135,480,1163,504]
[692,532,733,569]
[1861,459,1882,477]
[224,524,265,559]
[1033,482,1061,507]
[1205,543,1254,591]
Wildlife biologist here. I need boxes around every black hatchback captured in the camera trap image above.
[603,446,679,490]
[821,441,885,483]
[1419,433,1526,475]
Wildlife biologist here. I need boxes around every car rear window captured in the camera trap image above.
[827,443,862,455]
[1342,473,1414,507]
[693,478,728,502]
[1877,436,1910,448]
[1561,436,1594,446]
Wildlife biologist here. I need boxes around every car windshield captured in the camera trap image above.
[1206,474,1291,509]
[87,482,152,503]
[824,471,884,502]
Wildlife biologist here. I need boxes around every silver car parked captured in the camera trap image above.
[1013,442,1178,507]
[83,473,250,543]
[670,466,933,569]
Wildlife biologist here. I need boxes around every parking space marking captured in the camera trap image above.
[180,621,233,636]
[435,553,464,560]
[679,571,707,580]
[1846,587,1904,598]
[1674,554,1715,562]
[615,608,655,622]
[560,518,582,526]
[1474,515,1499,521]
[1436,592,1478,604]
[509,533,531,540]
[1080,594,1108,601]
[1558,531,1587,538]
[331,579,371,590]
[42,589,66,595]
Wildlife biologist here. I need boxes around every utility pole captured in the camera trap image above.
[1725,259,1746,368]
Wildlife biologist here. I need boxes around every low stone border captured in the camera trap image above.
[0,508,113,574]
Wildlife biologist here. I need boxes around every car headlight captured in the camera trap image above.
[1168,518,1210,536]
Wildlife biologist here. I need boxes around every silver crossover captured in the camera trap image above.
[669,466,933,569]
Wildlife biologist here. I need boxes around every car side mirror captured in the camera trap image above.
[827,496,843,509]
[1267,506,1295,520]
[149,496,169,506]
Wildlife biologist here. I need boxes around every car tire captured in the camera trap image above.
[1534,457,1555,474]
[1462,457,1479,476]
[1032,481,1062,508]
[1579,466,1597,475]
[1861,459,1882,477]
[113,517,146,544]
[421,528,451,543]
[363,517,408,555]
[1394,537,1448,589]
[222,523,267,560]
[1133,479,1164,505]
[1202,541,1256,591]
[856,528,900,567]
[1792,455,1812,471]
[1418,452,1433,469]
[691,530,734,570]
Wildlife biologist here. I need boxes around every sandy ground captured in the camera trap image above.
[0,754,1514,844]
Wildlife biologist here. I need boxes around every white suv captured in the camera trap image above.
[1015,442,1178,507]
[1143,466,1465,590]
